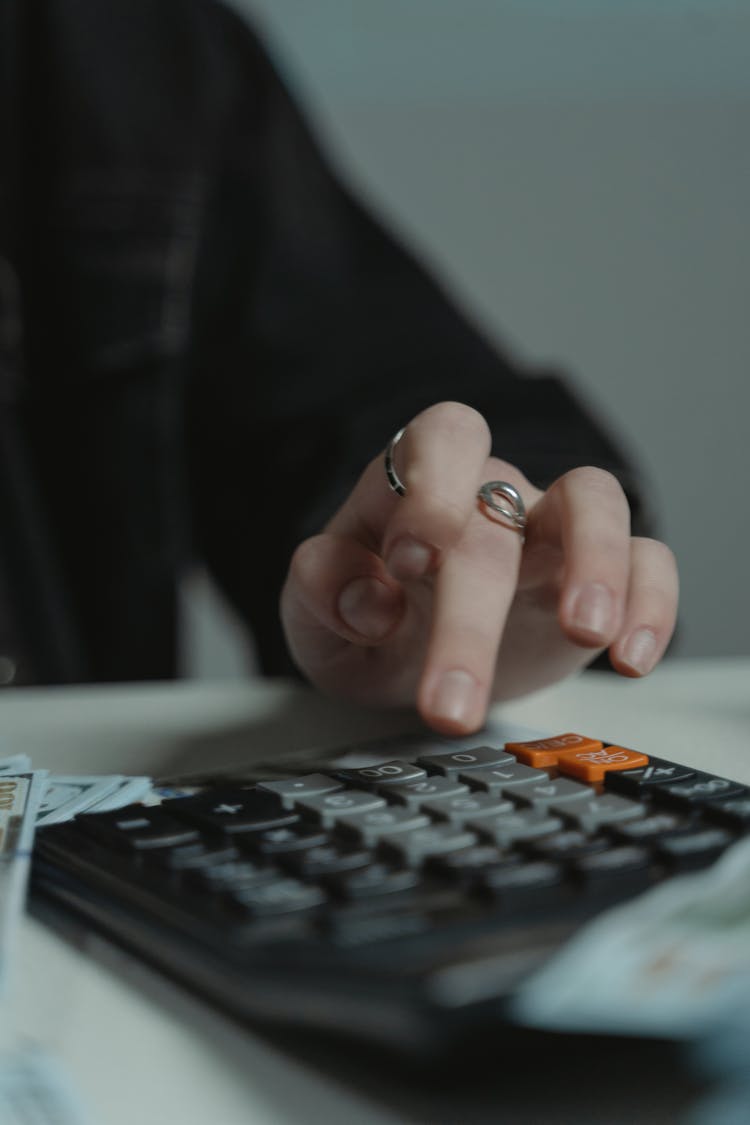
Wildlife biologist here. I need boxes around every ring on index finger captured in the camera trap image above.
[384,426,527,535]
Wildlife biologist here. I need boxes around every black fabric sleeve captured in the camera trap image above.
[186,12,655,675]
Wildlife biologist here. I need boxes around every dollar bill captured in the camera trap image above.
[512,835,750,1039]
[35,777,125,827]
[0,771,48,994]
[0,755,32,776]
[82,774,152,813]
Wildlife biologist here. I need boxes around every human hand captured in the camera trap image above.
[280,402,679,735]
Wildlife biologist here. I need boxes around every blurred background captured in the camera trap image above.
[188,0,749,672]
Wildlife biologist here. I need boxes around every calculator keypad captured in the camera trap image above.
[40,735,750,941]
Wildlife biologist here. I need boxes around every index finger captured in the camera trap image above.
[327,401,492,579]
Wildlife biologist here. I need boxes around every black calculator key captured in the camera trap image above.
[417,747,514,776]
[329,863,420,901]
[174,790,300,835]
[654,775,746,809]
[704,795,750,831]
[257,774,343,808]
[574,845,652,884]
[151,842,240,870]
[654,827,735,870]
[479,860,565,901]
[249,824,331,856]
[284,844,372,879]
[190,859,281,895]
[78,807,201,851]
[230,878,327,917]
[604,758,696,796]
[525,831,610,861]
[611,811,695,843]
[426,844,514,881]
[333,761,428,788]
[388,776,471,808]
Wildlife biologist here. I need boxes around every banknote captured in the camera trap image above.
[82,775,152,813]
[0,771,48,993]
[35,776,125,827]
[0,755,32,776]
[0,1046,93,1125]
[512,834,750,1039]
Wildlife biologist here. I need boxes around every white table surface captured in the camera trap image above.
[4,658,749,1124]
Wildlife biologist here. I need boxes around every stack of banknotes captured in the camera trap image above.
[0,752,153,1123]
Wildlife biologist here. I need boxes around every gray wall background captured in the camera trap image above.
[210,0,748,662]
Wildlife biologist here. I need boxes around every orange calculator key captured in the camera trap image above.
[505,733,603,769]
[555,745,649,783]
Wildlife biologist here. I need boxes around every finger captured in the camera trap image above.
[280,535,405,670]
[327,402,492,581]
[416,475,526,734]
[536,467,633,648]
[609,537,679,676]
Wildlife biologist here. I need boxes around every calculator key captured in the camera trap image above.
[654,827,735,870]
[388,776,470,808]
[562,794,647,833]
[284,844,372,879]
[574,846,652,886]
[424,793,515,825]
[417,747,514,776]
[479,860,565,900]
[704,796,750,831]
[655,775,747,809]
[330,863,420,901]
[604,758,696,796]
[556,745,649,783]
[249,824,331,856]
[336,806,430,846]
[297,790,386,828]
[174,790,299,835]
[466,762,549,793]
[525,831,610,861]
[78,807,201,851]
[151,841,240,870]
[230,878,327,917]
[190,859,280,894]
[611,811,695,843]
[258,774,343,808]
[334,761,428,788]
[426,845,514,881]
[515,777,591,810]
[379,824,478,865]
[505,733,603,769]
[470,809,563,847]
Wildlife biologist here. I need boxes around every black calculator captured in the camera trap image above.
[32,730,750,1050]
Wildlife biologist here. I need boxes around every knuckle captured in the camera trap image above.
[560,465,628,505]
[417,401,491,447]
[288,535,328,584]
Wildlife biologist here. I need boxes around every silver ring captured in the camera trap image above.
[384,426,407,496]
[385,427,527,535]
[477,481,527,532]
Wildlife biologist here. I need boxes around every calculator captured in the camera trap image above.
[31,730,750,1050]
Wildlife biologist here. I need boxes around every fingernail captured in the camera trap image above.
[338,577,402,640]
[622,628,658,675]
[385,535,435,580]
[429,669,480,729]
[569,582,616,639]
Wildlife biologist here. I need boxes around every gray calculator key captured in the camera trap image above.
[464,763,548,792]
[298,790,386,827]
[424,793,515,825]
[469,808,563,847]
[258,774,343,808]
[335,761,428,788]
[563,794,647,833]
[231,878,326,916]
[388,776,470,809]
[515,777,591,810]
[380,824,478,865]
[336,806,430,846]
[417,746,515,776]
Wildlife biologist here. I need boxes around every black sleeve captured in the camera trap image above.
[186,13,655,675]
